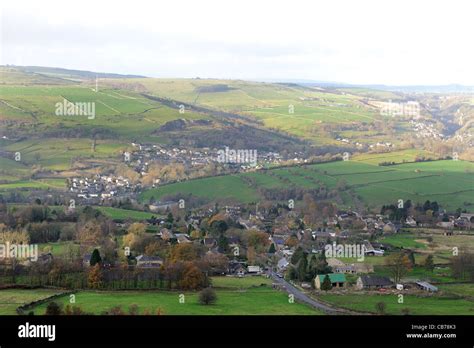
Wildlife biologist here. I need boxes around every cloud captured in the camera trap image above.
[1,0,473,84]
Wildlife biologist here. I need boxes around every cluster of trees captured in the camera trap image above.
[45,301,167,316]
[451,253,474,281]
[384,252,414,283]
[381,200,441,222]
[286,247,331,282]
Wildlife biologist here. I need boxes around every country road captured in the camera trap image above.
[269,272,361,315]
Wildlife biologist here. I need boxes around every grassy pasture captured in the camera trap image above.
[29,276,320,315]
[318,293,474,315]
[0,84,205,139]
[140,159,474,212]
[0,288,65,315]
[95,206,161,220]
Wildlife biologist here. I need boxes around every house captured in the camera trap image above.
[160,228,175,241]
[314,273,346,289]
[277,257,289,272]
[327,258,345,268]
[459,213,474,223]
[175,234,191,244]
[356,275,392,290]
[149,201,178,212]
[228,261,246,277]
[415,281,438,292]
[405,216,417,227]
[136,255,163,268]
[336,263,373,274]
[328,258,373,274]
[36,252,54,265]
[248,265,261,274]
[364,248,385,256]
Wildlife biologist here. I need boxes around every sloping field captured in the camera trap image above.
[141,159,474,211]
[0,84,204,139]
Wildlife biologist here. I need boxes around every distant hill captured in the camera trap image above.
[2,65,147,80]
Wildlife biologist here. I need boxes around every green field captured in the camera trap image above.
[210,276,273,289]
[95,206,161,220]
[140,175,260,204]
[0,288,65,315]
[28,277,320,315]
[379,234,428,250]
[37,241,80,256]
[318,293,474,315]
[141,159,474,211]
[0,85,204,139]
[439,284,474,298]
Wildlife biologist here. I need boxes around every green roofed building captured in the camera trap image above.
[314,273,346,289]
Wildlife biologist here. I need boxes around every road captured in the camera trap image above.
[269,272,356,315]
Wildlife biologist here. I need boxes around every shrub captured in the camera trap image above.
[45,301,62,315]
[198,287,217,305]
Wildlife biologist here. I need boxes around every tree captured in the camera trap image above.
[385,252,412,283]
[268,243,276,254]
[451,253,474,281]
[291,247,305,265]
[424,254,434,272]
[407,251,416,267]
[45,301,62,315]
[169,243,201,262]
[166,212,174,227]
[297,255,308,281]
[76,221,104,247]
[198,287,217,305]
[217,234,229,253]
[144,241,162,256]
[88,263,103,289]
[90,248,102,266]
[202,253,229,275]
[321,275,332,291]
[179,262,205,290]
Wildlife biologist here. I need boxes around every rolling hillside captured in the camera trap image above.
[140,158,474,212]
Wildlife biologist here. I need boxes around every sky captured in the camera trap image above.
[1,0,473,85]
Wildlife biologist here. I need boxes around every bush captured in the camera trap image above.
[45,301,62,315]
[375,301,386,315]
[198,287,217,305]
[128,304,139,315]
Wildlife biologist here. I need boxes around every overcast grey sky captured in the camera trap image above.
[1,0,473,85]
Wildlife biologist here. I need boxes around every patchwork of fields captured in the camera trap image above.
[124,78,388,144]
[141,159,474,211]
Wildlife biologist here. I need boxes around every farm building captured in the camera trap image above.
[136,255,163,268]
[415,281,438,292]
[334,263,374,274]
[356,275,392,290]
[314,273,346,289]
